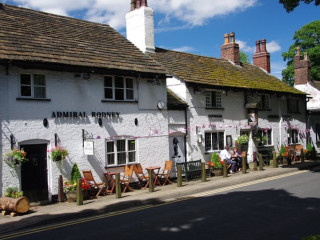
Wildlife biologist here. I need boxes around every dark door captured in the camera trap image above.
[20,144,48,202]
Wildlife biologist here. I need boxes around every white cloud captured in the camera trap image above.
[271,61,286,80]
[237,40,255,53]
[266,41,281,53]
[172,46,195,52]
[4,0,257,30]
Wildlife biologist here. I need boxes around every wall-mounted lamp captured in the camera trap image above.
[98,118,103,127]
[43,118,48,128]
[10,134,16,150]
[134,118,138,126]
[196,126,203,143]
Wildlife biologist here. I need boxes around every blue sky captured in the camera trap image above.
[2,0,319,79]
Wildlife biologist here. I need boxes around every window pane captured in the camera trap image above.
[34,86,46,98]
[115,77,124,88]
[128,140,135,151]
[126,89,134,100]
[34,74,45,86]
[107,154,115,165]
[128,152,135,163]
[115,89,124,100]
[118,153,126,165]
[21,86,31,96]
[212,133,218,150]
[107,142,114,152]
[218,132,224,150]
[105,88,113,99]
[21,74,31,85]
[205,92,211,107]
[126,78,133,88]
[104,76,113,87]
[117,140,125,151]
[205,133,211,151]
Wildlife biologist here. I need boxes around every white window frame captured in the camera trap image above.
[205,131,224,152]
[205,91,222,108]
[106,139,137,166]
[104,75,135,101]
[20,74,46,99]
[288,129,299,144]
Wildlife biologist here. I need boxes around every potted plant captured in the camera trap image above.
[3,148,28,169]
[236,134,249,152]
[304,142,313,160]
[64,178,90,202]
[4,186,23,198]
[208,152,223,176]
[261,136,267,145]
[50,146,68,162]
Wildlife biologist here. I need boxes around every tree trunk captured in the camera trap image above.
[0,197,30,214]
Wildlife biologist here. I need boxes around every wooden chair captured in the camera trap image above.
[120,165,135,193]
[82,170,105,198]
[156,160,173,186]
[133,164,149,188]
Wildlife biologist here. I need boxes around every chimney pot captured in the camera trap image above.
[230,32,235,43]
[224,34,230,44]
[131,0,136,11]
[255,40,261,53]
[261,39,267,52]
[296,46,301,56]
[304,52,309,61]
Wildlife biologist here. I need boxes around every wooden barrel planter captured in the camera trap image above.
[211,168,223,176]
[0,196,30,216]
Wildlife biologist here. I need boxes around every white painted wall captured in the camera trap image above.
[0,66,169,198]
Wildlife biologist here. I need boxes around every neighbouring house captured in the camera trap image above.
[293,47,320,153]
[0,3,169,202]
[126,1,308,164]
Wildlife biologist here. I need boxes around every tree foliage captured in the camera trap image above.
[279,0,319,12]
[240,51,250,64]
[282,20,320,85]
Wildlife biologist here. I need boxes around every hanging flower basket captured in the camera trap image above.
[3,148,28,168]
[49,146,68,162]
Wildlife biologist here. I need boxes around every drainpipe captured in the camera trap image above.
[184,107,188,164]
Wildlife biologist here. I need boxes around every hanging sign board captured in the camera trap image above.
[84,141,94,155]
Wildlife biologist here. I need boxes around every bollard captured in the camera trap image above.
[177,165,182,187]
[259,154,264,171]
[148,169,154,192]
[76,178,83,205]
[301,148,305,163]
[58,175,64,203]
[272,152,277,168]
[115,173,121,198]
[223,159,227,178]
[287,151,292,165]
[242,155,247,174]
[201,162,206,182]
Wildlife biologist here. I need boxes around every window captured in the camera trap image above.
[20,74,46,98]
[258,94,270,110]
[106,139,136,165]
[205,91,222,108]
[288,129,299,144]
[257,129,272,146]
[104,76,134,101]
[205,132,224,151]
[287,98,299,113]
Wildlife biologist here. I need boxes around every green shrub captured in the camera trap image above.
[71,163,81,184]
[280,145,286,156]
[4,186,23,198]
[236,134,249,144]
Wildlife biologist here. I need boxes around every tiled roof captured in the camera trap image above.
[167,89,187,109]
[0,4,166,75]
[150,48,305,95]
[313,81,320,91]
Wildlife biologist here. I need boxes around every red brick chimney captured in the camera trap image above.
[253,39,270,73]
[294,46,311,85]
[221,32,240,65]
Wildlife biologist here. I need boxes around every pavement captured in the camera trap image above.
[1,160,320,236]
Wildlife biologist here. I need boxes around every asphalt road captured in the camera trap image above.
[2,169,320,240]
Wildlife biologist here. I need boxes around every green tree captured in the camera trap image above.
[240,51,250,64]
[279,0,319,12]
[282,20,320,86]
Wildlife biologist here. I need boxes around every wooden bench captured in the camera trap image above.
[257,146,275,165]
[176,160,202,180]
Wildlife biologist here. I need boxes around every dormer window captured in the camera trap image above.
[104,76,135,101]
[20,74,46,99]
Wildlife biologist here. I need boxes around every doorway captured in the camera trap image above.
[20,144,48,202]
[169,135,185,177]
